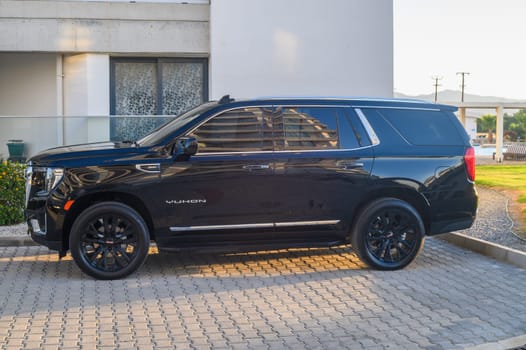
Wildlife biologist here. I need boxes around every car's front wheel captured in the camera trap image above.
[351,198,425,270]
[69,202,150,280]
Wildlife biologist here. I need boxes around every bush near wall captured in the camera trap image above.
[0,161,26,225]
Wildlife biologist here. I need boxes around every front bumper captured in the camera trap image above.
[30,229,62,251]
[26,208,64,252]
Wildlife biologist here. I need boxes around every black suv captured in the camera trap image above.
[25,97,477,279]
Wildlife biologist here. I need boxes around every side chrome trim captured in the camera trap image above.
[354,108,380,146]
[169,220,340,232]
[170,223,274,232]
[274,220,340,227]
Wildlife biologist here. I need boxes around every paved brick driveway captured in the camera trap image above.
[0,238,525,349]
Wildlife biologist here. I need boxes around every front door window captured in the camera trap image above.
[189,107,273,153]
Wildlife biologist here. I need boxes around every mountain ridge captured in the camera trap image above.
[394,90,526,117]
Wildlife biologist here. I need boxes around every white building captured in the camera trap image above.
[0,0,393,157]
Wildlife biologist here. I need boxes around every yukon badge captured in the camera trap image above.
[166,199,207,205]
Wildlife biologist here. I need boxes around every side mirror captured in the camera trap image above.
[174,137,198,160]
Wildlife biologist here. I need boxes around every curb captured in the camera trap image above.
[464,334,526,350]
[439,232,526,270]
[0,236,37,247]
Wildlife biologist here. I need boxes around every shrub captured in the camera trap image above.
[0,161,26,225]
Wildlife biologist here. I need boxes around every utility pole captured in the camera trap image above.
[431,76,442,103]
[456,72,470,102]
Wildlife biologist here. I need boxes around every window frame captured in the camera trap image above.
[186,105,377,156]
[109,57,209,116]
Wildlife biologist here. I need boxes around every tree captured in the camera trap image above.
[510,109,526,140]
[477,114,496,143]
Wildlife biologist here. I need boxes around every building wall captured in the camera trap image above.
[0,0,396,157]
[465,116,478,141]
[0,0,209,54]
[210,0,393,99]
[0,53,59,158]
[0,53,57,116]
[0,0,209,157]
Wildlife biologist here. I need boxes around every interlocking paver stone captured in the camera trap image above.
[0,238,525,349]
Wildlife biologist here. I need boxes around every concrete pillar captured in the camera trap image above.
[56,54,64,147]
[458,107,466,126]
[63,54,110,145]
[495,106,504,162]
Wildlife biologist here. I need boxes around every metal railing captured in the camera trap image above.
[0,115,177,160]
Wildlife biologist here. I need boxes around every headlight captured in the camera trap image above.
[45,168,64,194]
[27,167,65,198]
[25,166,33,206]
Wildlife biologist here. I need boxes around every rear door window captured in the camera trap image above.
[273,107,340,151]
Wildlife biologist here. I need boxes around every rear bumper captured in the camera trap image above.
[427,186,478,235]
[428,214,476,235]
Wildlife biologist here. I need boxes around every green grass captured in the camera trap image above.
[477,164,526,223]
[477,165,526,191]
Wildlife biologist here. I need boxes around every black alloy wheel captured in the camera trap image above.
[351,198,425,270]
[70,202,150,280]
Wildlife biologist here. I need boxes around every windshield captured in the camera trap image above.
[138,102,218,146]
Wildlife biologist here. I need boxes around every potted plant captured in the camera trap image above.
[6,139,25,162]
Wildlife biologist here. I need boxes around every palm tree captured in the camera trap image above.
[477,114,496,144]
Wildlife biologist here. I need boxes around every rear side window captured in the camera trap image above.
[377,109,463,145]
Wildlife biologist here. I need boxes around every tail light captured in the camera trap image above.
[464,147,475,182]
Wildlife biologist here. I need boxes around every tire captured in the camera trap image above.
[351,198,425,270]
[69,202,150,280]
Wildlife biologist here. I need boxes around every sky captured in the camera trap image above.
[394,0,526,99]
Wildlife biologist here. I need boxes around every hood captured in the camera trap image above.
[28,142,158,167]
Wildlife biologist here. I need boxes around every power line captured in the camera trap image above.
[431,76,442,103]
[456,72,470,102]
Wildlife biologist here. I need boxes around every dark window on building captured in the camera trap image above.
[377,109,463,146]
[190,108,273,153]
[273,107,340,151]
[110,58,208,141]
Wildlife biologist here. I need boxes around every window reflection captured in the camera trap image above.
[191,108,273,153]
[274,108,339,150]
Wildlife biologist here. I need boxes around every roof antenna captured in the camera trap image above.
[219,94,234,104]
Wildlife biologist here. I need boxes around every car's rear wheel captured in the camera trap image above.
[69,202,150,280]
[351,198,425,270]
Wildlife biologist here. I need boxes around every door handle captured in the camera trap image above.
[243,164,271,171]
[337,161,364,170]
